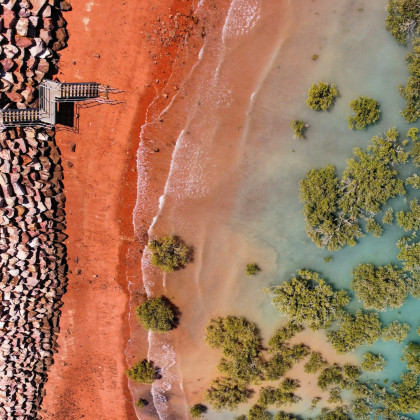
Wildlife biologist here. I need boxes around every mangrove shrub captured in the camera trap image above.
[218,354,264,383]
[396,198,420,231]
[206,316,261,360]
[365,218,383,238]
[204,377,251,411]
[408,127,420,165]
[317,364,344,390]
[382,208,394,224]
[246,263,260,276]
[397,235,420,279]
[263,345,309,380]
[351,263,409,311]
[402,342,420,374]
[306,82,339,111]
[343,364,361,382]
[328,387,342,404]
[386,0,420,44]
[190,404,207,418]
[147,235,191,272]
[257,382,300,408]
[315,407,350,420]
[300,128,408,250]
[126,359,157,384]
[206,316,264,383]
[299,165,362,250]
[248,405,272,420]
[268,321,304,350]
[289,120,307,139]
[304,352,328,374]
[275,413,299,420]
[347,97,380,130]
[381,372,420,416]
[136,296,178,332]
[327,310,382,353]
[267,269,350,330]
[339,144,406,218]
[400,38,420,122]
[361,353,386,372]
[136,398,149,408]
[382,320,411,343]
[406,174,420,189]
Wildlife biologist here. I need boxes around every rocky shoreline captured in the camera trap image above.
[0,127,66,418]
[0,0,70,107]
[0,0,71,418]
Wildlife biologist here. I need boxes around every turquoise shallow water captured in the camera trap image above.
[136,1,420,419]
[228,0,420,418]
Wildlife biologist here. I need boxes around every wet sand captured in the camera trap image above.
[40,0,202,419]
[133,1,294,417]
[132,1,370,418]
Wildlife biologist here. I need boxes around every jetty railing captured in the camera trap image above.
[0,80,124,129]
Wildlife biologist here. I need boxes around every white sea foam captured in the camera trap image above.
[150,336,177,419]
[85,1,95,12]
[222,0,261,43]
[132,142,150,230]
[198,44,205,60]
[164,136,211,199]
[215,87,233,109]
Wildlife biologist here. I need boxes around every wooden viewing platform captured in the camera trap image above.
[0,80,123,129]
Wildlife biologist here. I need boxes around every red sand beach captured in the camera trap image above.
[40,0,201,418]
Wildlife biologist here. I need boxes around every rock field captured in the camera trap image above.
[0,0,71,417]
